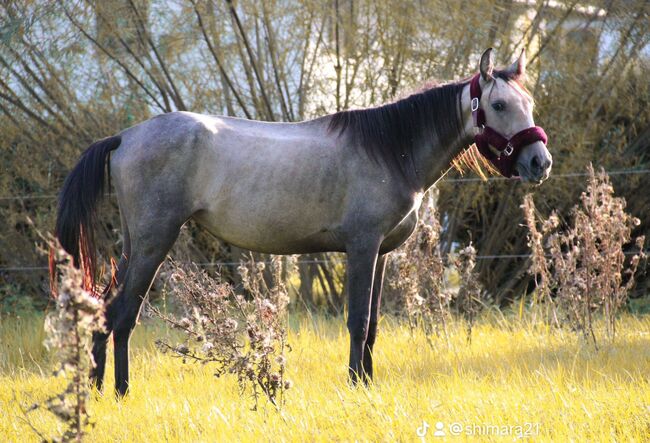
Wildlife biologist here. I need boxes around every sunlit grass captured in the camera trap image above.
[1,313,649,442]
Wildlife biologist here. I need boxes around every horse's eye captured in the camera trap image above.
[491,102,505,112]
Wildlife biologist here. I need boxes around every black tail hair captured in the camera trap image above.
[55,135,122,292]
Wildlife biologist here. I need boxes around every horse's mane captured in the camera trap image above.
[327,70,527,183]
[327,81,465,183]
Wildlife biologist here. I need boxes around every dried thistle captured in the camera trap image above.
[151,256,291,410]
[522,193,560,326]
[451,244,483,343]
[522,165,646,345]
[21,246,105,442]
[388,193,485,345]
[389,209,449,341]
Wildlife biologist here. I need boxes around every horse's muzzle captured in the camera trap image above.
[516,143,552,184]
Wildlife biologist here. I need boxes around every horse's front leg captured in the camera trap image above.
[362,253,387,381]
[346,238,381,385]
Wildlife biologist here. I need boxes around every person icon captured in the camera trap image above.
[434,421,446,437]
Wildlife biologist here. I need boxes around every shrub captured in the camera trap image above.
[151,256,292,410]
[388,196,485,344]
[523,166,646,345]
[450,244,483,344]
[21,246,105,442]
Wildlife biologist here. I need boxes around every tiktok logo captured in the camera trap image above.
[416,420,430,440]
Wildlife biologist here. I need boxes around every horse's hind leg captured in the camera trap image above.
[91,213,131,392]
[90,331,110,391]
[108,218,182,397]
[90,256,128,391]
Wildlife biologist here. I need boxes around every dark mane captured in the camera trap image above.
[327,80,467,182]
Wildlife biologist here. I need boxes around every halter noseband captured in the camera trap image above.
[470,73,548,178]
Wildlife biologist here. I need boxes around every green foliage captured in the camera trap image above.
[0,283,41,316]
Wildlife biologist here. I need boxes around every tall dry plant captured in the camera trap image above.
[450,244,484,344]
[388,207,449,340]
[388,197,485,344]
[151,256,292,410]
[21,246,105,442]
[523,166,646,345]
[521,194,560,327]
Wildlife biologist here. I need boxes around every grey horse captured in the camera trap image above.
[55,48,551,396]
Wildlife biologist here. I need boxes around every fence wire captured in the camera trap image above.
[2,250,647,273]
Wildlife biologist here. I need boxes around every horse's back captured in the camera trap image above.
[109,111,352,254]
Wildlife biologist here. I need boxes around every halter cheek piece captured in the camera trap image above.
[470,73,548,178]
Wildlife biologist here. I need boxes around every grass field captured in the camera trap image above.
[1,312,649,442]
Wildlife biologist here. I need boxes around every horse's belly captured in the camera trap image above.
[192,208,345,254]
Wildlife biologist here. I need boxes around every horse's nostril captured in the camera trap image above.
[530,155,542,172]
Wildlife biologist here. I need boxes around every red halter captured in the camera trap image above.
[469,73,548,178]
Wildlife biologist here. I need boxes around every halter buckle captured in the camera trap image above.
[503,143,514,157]
[471,97,480,112]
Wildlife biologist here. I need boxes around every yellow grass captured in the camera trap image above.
[1,313,649,442]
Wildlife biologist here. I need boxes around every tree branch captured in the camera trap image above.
[225,0,275,120]
[191,0,253,119]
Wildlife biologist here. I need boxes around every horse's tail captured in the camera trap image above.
[55,135,122,295]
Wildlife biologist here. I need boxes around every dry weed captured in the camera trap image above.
[523,165,646,345]
[20,246,105,442]
[151,256,291,410]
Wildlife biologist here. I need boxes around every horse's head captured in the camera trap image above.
[471,48,552,184]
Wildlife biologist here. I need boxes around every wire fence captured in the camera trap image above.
[2,250,647,273]
[0,168,647,272]
[444,168,650,183]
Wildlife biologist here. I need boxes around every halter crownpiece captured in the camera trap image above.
[469,73,548,178]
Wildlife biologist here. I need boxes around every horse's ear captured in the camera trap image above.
[479,48,494,81]
[508,48,526,78]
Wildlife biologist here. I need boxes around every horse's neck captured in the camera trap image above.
[413,82,474,191]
